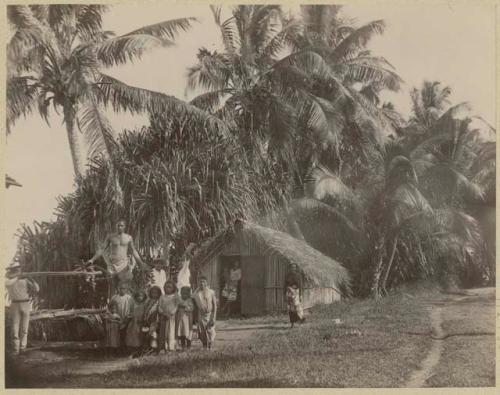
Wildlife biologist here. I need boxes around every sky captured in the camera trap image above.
[2,3,496,261]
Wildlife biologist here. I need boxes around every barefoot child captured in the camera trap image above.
[126,290,147,355]
[110,284,133,353]
[286,284,305,328]
[103,302,121,356]
[158,280,180,352]
[143,286,161,353]
[176,286,195,350]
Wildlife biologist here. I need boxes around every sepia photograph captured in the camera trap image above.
[3,1,496,389]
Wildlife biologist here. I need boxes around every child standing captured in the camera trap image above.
[103,302,121,356]
[110,283,133,352]
[143,286,161,353]
[158,280,180,352]
[286,284,305,328]
[176,286,195,350]
[126,290,147,355]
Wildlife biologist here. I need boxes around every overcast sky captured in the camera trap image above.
[2,3,496,261]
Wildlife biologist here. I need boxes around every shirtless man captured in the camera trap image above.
[87,220,147,289]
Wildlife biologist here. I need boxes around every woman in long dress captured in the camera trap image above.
[158,280,180,352]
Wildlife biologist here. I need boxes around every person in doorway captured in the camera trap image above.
[193,276,217,349]
[220,260,241,317]
[5,261,39,355]
[109,283,133,353]
[86,219,147,292]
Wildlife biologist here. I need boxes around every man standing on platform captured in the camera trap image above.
[87,219,147,291]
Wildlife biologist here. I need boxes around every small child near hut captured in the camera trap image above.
[286,284,305,328]
[126,290,147,356]
[103,301,121,356]
[176,286,195,350]
[158,280,180,352]
[143,286,162,354]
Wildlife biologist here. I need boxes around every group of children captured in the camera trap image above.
[103,275,217,356]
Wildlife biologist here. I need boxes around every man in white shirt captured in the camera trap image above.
[5,262,39,355]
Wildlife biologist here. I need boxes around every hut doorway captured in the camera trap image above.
[219,255,242,316]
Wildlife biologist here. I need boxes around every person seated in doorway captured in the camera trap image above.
[220,261,241,317]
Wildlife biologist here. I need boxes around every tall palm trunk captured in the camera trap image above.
[380,236,399,294]
[63,105,85,178]
[371,237,386,298]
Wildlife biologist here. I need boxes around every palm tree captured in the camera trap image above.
[297,6,403,141]
[6,5,216,179]
[187,5,357,166]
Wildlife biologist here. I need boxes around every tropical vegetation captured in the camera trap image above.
[7,4,495,308]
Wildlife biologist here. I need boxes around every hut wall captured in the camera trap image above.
[241,256,266,315]
[264,255,288,312]
[302,287,340,310]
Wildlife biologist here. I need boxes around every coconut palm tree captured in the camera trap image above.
[6,5,216,179]
[297,5,403,141]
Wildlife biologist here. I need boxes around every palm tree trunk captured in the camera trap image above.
[63,105,85,178]
[371,237,386,298]
[381,236,398,294]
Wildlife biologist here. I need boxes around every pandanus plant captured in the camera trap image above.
[6,4,220,179]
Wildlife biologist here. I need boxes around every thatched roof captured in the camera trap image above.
[192,220,350,293]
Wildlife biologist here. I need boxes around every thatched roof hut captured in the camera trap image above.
[191,220,350,315]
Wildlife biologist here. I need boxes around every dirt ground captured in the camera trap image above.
[5,287,495,388]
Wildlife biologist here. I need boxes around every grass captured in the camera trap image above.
[8,285,436,388]
[425,290,496,387]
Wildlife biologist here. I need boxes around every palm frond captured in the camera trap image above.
[6,76,38,133]
[304,164,356,203]
[94,73,227,131]
[189,89,229,112]
[210,6,239,55]
[77,97,117,160]
[334,56,403,91]
[123,17,197,40]
[330,20,385,61]
[291,197,359,235]
[93,34,170,68]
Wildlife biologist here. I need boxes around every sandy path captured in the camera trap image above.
[404,288,495,387]
[405,306,444,387]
